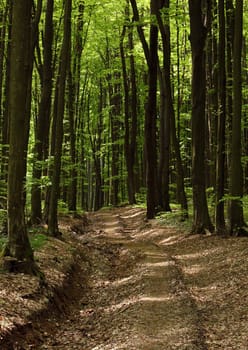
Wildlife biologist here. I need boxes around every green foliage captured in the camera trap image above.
[58,199,70,214]
[0,227,49,252]
[135,188,147,205]
[242,196,248,221]
[29,232,49,251]
[0,235,7,251]
[155,204,192,231]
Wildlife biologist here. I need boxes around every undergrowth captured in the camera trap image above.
[0,231,48,252]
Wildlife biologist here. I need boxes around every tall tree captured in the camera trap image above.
[156,0,171,213]
[188,0,213,233]
[229,0,247,235]
[48,0,72,236]
[2,0,36,273]
[67,2,85,212]
[145,0,159,219]
[31,0,54,224]
[215,0,226,233]
[156,0,188,218]
[120,2,138,205]
[1,0,12,186]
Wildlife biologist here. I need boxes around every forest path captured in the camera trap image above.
[28,206,207,350]
[7,206,248,349]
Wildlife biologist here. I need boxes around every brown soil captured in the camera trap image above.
[1,206,248,349]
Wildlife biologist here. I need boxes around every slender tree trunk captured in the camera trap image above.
[120,23,132,204]
[215,0,226,234]
[158,68,171,212]
[67,70,77,212]
[67,2,85,212]
[226,0,234,181]
[145,0,159,219]
[188,0,214,233]
[90,79,104,210]
[109,79,121,206]
[128,24,138,204]
[0,3,8,140]
[129,0,149,63]
[157,0,171,212]
[31,0,54,224]
[130,0,160,217]
[120,7,137,205]
[156,0,188,218]
[48,0,71,236]
[206,0,218,189]
[1,0,12,185]
[229,0,246,235]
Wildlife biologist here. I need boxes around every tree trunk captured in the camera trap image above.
[109,79,121,206]
[48,0,71,236]
[31,0,54,224]
[156,0,171,212]
[67,69,77,212]
[1,0,12,186]
[229,0,246,235]
[120,7,137,205]
[3,0,35,273]
[226,0,234,174]
[188,0,214,233]
[128,24,138,204]
[67,2,84,212]
[145,0,159,219]
[215,0,226,234]
[0,3,8,143]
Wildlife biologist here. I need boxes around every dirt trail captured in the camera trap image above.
[8,206,207,350]
[2,206,248,349]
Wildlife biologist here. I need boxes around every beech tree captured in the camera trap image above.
[2,0,35,273]
[48,0,72,236]
[215,0,226,234]
[229,0,247,235]
[31,0,54,224]
[120,2,138,205]
[188,0,213,233]
[144,0,159,219]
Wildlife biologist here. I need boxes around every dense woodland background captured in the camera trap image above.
[0,0,248,269]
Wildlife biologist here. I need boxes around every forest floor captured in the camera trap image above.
[1,206,248,349]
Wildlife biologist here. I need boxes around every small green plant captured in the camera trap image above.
[29,233,48,251]
[156,205,192,231]
[0,235,7,250]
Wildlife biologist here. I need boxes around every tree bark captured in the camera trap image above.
[145,0,159,219]
[3,0,35,273]
[48,0,71,236]
[215,0,226,234]
[229,0,246,235]
[120,6,137,205]
[31,0,54,224]
[1,0,12,185]
[189,0,214,233]
[156,0,171,212]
